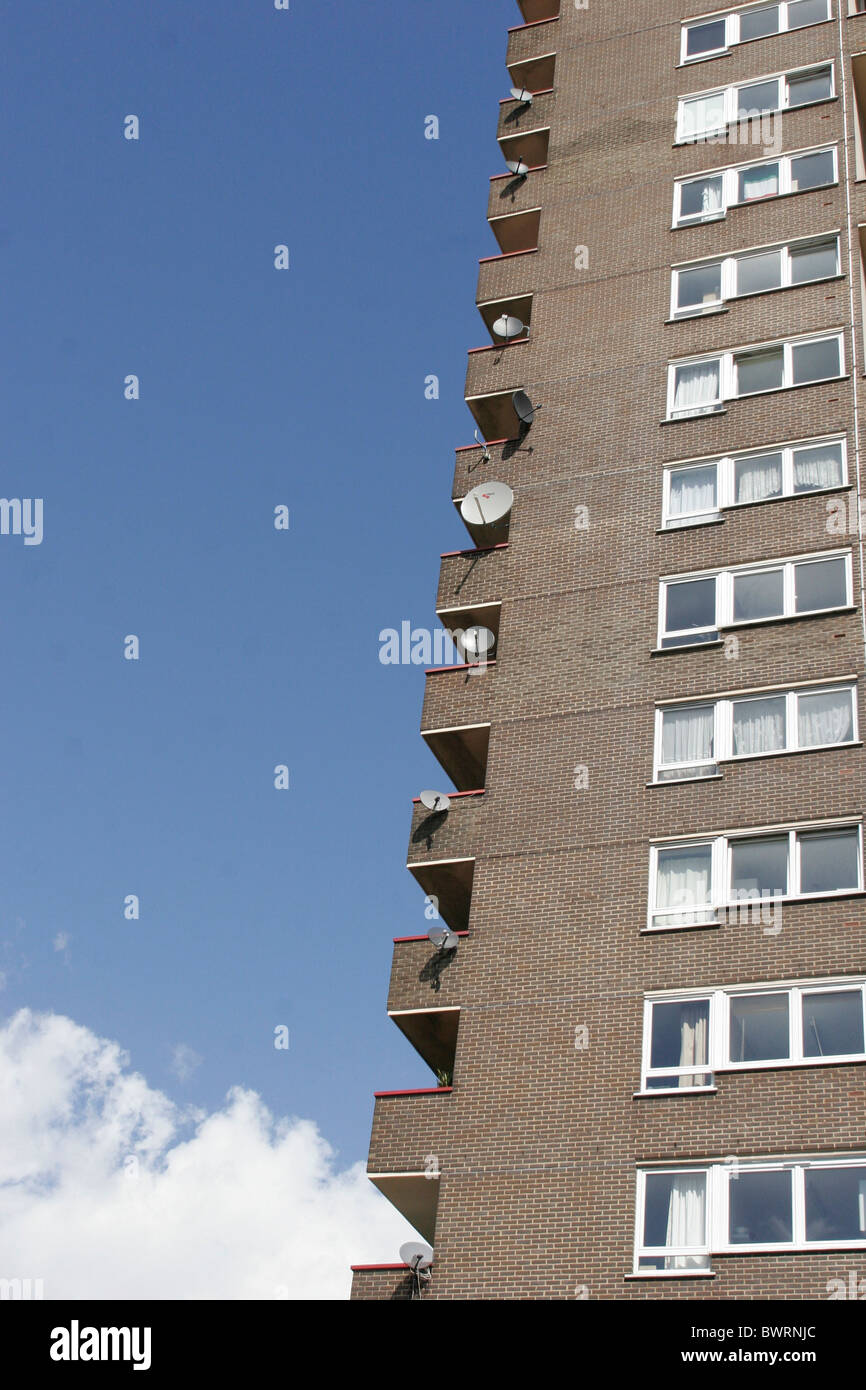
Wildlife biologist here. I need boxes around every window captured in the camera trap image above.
[636,1157,866,1272]
[674,147,836,225]
[672,235,839,316]
[658,550,851,647]
[662,437,847,525]
[648,823,862,929]
[666,331,844,418]
[681,2,831,63]
[677,64,834,140]
[654,681,857,780]
[642,979,866,1091]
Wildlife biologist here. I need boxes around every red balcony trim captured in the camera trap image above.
[455,439,508,452]
[350,1263,409,1272]
[468,338,529,355]
[425,660,497,674]
[498,86,554,104]
[508,16,559,31]
[393,930,470,943]
[479,247,538,265]
[439,542,509,558]
[490,163,547,183]
[412,788,484,804]
[374,1086,454,1098]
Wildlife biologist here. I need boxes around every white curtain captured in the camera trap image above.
[739,164,778,200]
[794,445,843,491]
[665,1175,707,1268]
[735,453,783,503]
[678,1004,709,1089]
[670,467,716,517]
[662,706,713,766]
[733,698,786,755]
[700,180,723,214]
[656,848,711,922]
[673,361,720,416]
[798,690,852,747]
[682,94,725,138]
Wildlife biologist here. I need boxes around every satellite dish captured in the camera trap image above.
[419,790,450,813]
[510,87,533,105]
[512,389,538,426]
[505,158,529,178]
[400,1241,434,1271]
[459,481,514,528]
[492,314,526,341]
[428,925,459,953]
[459,626,496,659]
[473,428,491,464]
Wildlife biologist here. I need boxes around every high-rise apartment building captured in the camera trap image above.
[351,0,866,1300]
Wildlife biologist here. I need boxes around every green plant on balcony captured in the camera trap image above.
[435,1068,453,1088]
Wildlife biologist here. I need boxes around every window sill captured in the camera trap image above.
[667,306,729,324]
[633,1087,718,1097]
[657,483,852,532]
[662,408,727,425]
[672,182,839,231]
[625,1270,716,1280]
[649,743,863,785]
[662,374,850,426]
[641,920,722,935]
[651,639,724,655]
[647,774,723,787]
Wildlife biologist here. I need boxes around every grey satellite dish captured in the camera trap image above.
[428,925,459,953]
[473,428,491,464]
[459,481,514,529]
[492,314,526,341]
[510,87,533,105]
[420,790,450,813]
[513,389,538,426]
[400,1241,434,1271]
[505,158,529,177]
[459,626,496,660]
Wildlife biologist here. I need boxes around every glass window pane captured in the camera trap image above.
[686,18,728,54]
[738,79,780,117]
[736,347,784,394]
[677,262,723,310]
[732,695,787,755]
[798,687,854,747]
[681,93,727,138]
[794,556,847,612]
[805,1166,866,1242]
[680,175,725,220]
[733,567,784,621]
[802,991,865,1058]
[673,360,720,416]
[730,835,789,899]
[740,6,780,41]
[792,336,840,384]
[729,1169,792,1244]
[790,239,837,284]
[787,69,833,107]
[644,1171,707,1260]
[729,993,790,1062]
[650,1000,711,1073]
[793,441,843,491]
[669,463,718,518]
[655,844,713,925]
[798,828,860,894]
[661,705,714,767]
[737,249,782,295]
[738,162,779,201]
[734,451,783,503]
[790,149,835,192]
[787,0,829,29]
[664,577,717,635]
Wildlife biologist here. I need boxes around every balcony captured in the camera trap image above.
[499,124,550,174]
[488,163,546,221]
[407,844,475,932]
[387,932,464,1016]
[497,87,554,144]
[487,210,541,256]
[421,662,497,741]
[437,541,508,613]
[465,342,531,436]
[477,291,533,342]
[349,1264,414,1301]
[451,437,525,508]
[389,1006,459,1075]
[367,1088,452,1241]
[517,0,560,21]
[506,18,558,93]
[422,722,490,791]
[477,247,538,304]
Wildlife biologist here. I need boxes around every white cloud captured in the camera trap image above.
[52,933,70,954]
[168,1042,202,1082]
[0,1009,413,1299]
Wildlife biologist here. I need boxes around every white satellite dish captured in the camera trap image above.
[513,389,538,426]
[400,1241,434,1271]
[459,626,496,660]
[428,925,459,953]
[510,87,533,105]
[459,481,514,529]
[505,158,529,177]
[419,790,450,813]
[492,314,526,341]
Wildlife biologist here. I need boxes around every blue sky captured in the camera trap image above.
[0,0,509,1171]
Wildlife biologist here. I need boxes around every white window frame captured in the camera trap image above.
[640,976,866,1092]
[676,62,835,142]
[672,145,838,226]
[635,1155,866,1273]
[681,0,833,64]
[671,233,839,318]
[657,548,852,647]
[652,679,858,779]
[666,330,845,419]
[661,433,848,527]
[647,820,863,931]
